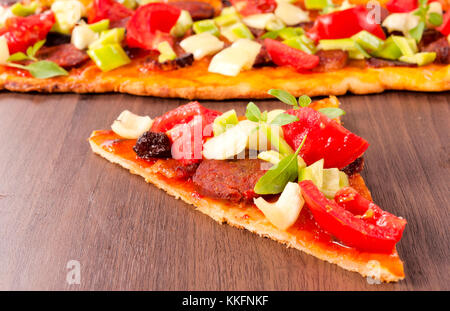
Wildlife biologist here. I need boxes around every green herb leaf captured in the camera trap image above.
[254,135,307,195]
[270,113,299,126]
[27,40,45,60]
[261,110,268,122]
[268,89,298,107]
[245,102,262,122]
[298,95,312,107]
[7,52,29,62]
[428,12,443,26]
[318,107,346,119]
[25,61,68,79]
[409,21,425,42]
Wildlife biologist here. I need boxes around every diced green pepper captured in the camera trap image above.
[298,159,324,189]
[10,1,38,17]
[391,35,415,56]
[283,35,316,54]
[214,13,240,27]
[87,43,131,72]
[318,38,369,59]
[305,0,328,9]
[351,30,384,52]
[88,19,110,33]
[171,10,193,37]
[193,19,220,36]
[213,109,239,136]
[278,27,304,40]
[260,124,294,156]
[157,41,177,63]
[89,28,125,49]
[221,22,254,42]
[399,52,436,66]
[221,6,238,16]
[371,36,402,60]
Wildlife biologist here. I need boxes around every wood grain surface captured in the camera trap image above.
[0,91,448,290]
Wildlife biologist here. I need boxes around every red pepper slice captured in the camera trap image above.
[264,38,320,72]
[151,102,221,164]
[307,6,386,42]
[385,0,419,13]
[126,3,181,51]
[437,10,450,36]
[88,0,133,24]
[300,181,407,253]
[281,107,369,169]
[0,11,55,54]
[230,0,277,16]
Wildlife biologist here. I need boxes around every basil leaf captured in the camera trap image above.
[298,95,311,107]
[270,113,299,126]
[254,136,307,195]
[245,102,262,122]
[318,107,346,119]
[261,110,268,122]
[28,40,46,59]
[7,52,29,62]
[25,61,68,79]
[268,89,298,107]
[428,12,443,27]
[409,21,425,42]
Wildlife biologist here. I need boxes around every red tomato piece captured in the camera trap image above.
[300,181,407,253]
[264,38,320,72]
[126,3,181,50]
[307,6,386,42]
[385,0,418,13]
[0,11,55,54]
[281,107,369,169]
[230,0,277,16]
[151,102,221,164]
[437,10,450,36]
[88,0,133,24]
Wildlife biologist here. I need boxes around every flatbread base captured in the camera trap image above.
[88,131,405,282]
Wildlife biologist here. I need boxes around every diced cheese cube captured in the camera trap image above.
[275,2,309,26]
[71,24,99,50]
[51,0,86,34]
[243,13,277,29]
[180,32,224,60]
[208,39,261,76]
[0,35,10,64]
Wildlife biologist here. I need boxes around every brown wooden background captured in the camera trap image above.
[0,90,448,290]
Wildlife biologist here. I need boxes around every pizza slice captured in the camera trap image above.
[89,91,407,282]
[0,0,448,99]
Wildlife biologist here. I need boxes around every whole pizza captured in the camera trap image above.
[0,0,448,99]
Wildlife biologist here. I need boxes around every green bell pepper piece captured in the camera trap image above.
[399,52,436,66]
[371,36,402,60]
[157,41,177,63]
[351,30,384,52]
[214,13,240,27]
[171,10,193,37]
[10,2,38,17]
[89,28,125,50]
[193,19,220,36]
[87,43,131,72]
[278,27,304,40]
[391,35,415,56]
[283,35,316,54]
[305,0,328,9]
[88,19,110,33]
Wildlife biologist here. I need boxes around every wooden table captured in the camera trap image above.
[0,91,448,290]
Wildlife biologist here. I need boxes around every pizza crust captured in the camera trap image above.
[88,133,405,282]
[1,61,448,100]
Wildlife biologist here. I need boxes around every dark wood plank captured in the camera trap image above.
[0,91,448,290]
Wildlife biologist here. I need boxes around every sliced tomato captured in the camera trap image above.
[151,102,221,164]
[88,0,133,24]
[437,10,450,36]
[0,11,55,54]
[230,0,277,16]
[307,6,386,42]
[264,38,320,72]
[126,3,181,51]
[281,107,369,169]
[300,181,407,253]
